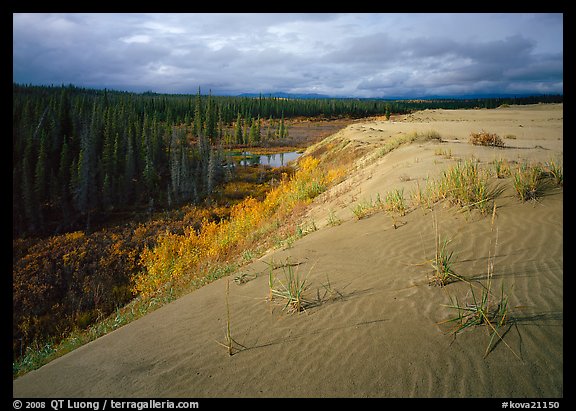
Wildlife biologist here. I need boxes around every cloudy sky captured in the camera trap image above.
[13,13,563,98]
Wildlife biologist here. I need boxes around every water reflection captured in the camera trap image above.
[227,151,301,167]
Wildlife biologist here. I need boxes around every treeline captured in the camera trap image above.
[13,83,562,237]
[13,85,284,237]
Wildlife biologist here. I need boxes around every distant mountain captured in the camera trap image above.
[380,93,559,101]
[237,91,561,101]
[237,92,333,99]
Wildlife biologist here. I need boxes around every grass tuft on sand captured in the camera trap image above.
[512,160,563,202]
[439,205,521,359]
[423,160,503,214]
[427,214,465,287]
[268,263,312,313]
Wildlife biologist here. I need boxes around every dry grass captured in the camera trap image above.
[423,160,503,214]
[428,215,464,287]
[216,279,246,356]
[469,131,505,148]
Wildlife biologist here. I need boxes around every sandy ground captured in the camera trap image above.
[13,104,563,398]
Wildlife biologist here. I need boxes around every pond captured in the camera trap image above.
[226,151,302,168]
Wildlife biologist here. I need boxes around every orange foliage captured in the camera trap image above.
[134,156,345,299]
[13,225,156,358]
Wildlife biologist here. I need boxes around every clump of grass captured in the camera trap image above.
[384,188,407,216]
[13,342,58,377]
[327,209,343,226]
[544,158,563,186]
[434,147,452,158]
[430,237,458,287]
[512,159,563,201]
[264,258,303,301]
[512,163,548,201]
[424,130,442,140]
[492,158,511,179]
[411,177,434,210]
[297,219,318,236]
[316,274,344,303]
[428,214,464,287]
[267,259,341,313]
[375,130,442,160]
[351,196,380,220]
[469,131,505,148]
[269,264,312,313]
[442,277,515,358]
[352,190,409,221]
[430,160,501,214]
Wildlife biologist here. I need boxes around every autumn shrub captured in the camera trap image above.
[13,229,143,359]
[469,131,505,148]
[134,156,342,299]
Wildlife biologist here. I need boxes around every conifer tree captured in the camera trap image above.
[21,155,38,232]
[248,117,260,146]
[101,113,116,200]
[217,106,224,142]
[169,128,182,201]
[102,173,113,210]
[75,117,98,230]
[34,131,48,206]
[278,113,286,139]
[234,113,243,145]
[123,128,136,204]
[193,87,203,138]
[206,149,217,195]
[243,119,249,146]
[204,91,217,142]
[58,136,72,222]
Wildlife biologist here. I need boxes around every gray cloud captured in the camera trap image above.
[13,13,563,97]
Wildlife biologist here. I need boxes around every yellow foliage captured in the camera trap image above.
[134,155,336,299]
[298,156,320,174]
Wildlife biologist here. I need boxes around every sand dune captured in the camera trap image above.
[13,104,563,398]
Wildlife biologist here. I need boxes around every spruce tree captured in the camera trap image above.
[248,117,260,146]
[234,113,243,146]
[34,131,48,206]
[193,87,203,138]
[123,128,136,204]
[102,173,113,211]
[204,91,217,142]
[21,155,38,232]
[278,113,286,139]
[58,136,72,223]
[206,149,217,195]
[169,128,181,202]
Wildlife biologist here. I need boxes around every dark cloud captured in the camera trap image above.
[13,13,563,97]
